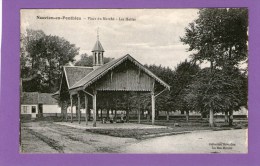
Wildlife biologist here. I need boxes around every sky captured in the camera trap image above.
[21,9,199,69]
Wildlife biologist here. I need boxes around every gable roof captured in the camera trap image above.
[38,93,58,105]
[70,54,170,90]
[21,92,58,105]
[63,66,93,88]
[92,40,104,52]
[21,92,39,104]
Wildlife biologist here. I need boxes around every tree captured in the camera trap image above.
[145,63,200,122]
[75,53,114,67]
[180,8,248,68]
[173,60,200,122]
[185,67,247,126]
[180,8,248,126]
[145,65,175,121]
[21,29,79,92]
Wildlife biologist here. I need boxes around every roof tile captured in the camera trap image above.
[64,66,93,88]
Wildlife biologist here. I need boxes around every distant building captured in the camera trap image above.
[21,92,61,119]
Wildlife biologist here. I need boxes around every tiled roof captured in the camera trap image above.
[21,92,39,104]
[92,40,104,52]
[21,92,58,105]
[70,54,170,90]
[63,66,93,88]
[70,55,126,89]
[38,93,58,105]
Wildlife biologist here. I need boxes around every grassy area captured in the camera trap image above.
[85,128,179,139]
[86,118,247,139]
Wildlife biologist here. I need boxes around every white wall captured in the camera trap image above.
[21,105,38,114]
[43,105,61,113]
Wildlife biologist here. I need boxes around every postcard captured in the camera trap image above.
[19,8,249,154]
[1,1,260,166]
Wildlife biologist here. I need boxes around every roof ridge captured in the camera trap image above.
[68,56,121,89]
[69,54,170,90]
[70,54,130,89]
[64,66,93,69]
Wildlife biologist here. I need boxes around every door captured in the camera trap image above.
[31,106,37,118]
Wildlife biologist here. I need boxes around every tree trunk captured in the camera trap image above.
[166,110,169,122]
[65,102,68,122]
[228,110,233,126]
[147,110,150,122]
[61,101,64,121]
[126,109,129,123]
[186,110,189,122]
[209,109,214,127]
[224,111,229,124]
[106,109,109,120]
[115,109,117,121]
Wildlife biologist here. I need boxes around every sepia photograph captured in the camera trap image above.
[20,8,248,154]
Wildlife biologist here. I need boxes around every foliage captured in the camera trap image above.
[180,8,248,125]
[184,67,247,114]
[172,60,200,113]
[75,53,114,67]
[180,8,248,69]
[21,29,79,93]
[145,65,175,113]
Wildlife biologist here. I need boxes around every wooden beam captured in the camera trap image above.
[151,91,155,125]
[82,90,94,97]
[126,92,129,123]
[77,93,81,124]
[138,67,141,84]
[84,93,88,125]
[138,92,141,124]
[93,89,97,127]
[155,88,167,98]
[110,71,113,83]
[70,94,73,123]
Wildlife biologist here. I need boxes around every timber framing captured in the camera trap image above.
[56,54,170,127]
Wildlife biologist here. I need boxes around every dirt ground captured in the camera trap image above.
[21,121,136,153]
[20,121,247,153]
[120,129,248,153]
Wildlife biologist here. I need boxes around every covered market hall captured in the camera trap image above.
[55,38,170,127]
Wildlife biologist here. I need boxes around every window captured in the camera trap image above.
[22,106,28,113]
[32,106,36,113]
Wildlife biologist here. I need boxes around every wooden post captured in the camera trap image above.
[85,94,88,125]
[137,92,141,124]
[77,93,81,124]
[93,90,97,127]
[151,91,155,125]
[70,94,73,123]
[126,92,129,123]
